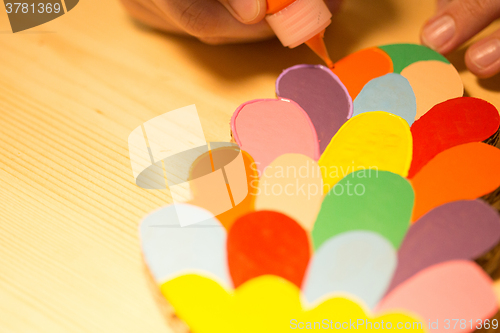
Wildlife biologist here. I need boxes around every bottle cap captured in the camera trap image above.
[265,0,332,48]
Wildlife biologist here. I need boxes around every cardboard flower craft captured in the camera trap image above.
[138,44,500,333]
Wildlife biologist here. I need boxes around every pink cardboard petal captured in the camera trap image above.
[376,261,498,333]
[231,99,320,175]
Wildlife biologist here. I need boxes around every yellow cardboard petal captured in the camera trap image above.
[161,275,425,333]
[160,274,233,333]
[319,112,412,193]
[233,276,304,333]
[311,298,424,332]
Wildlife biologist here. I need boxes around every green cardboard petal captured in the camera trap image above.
[312,170,414,250]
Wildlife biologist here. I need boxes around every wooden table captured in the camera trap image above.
[0,0,499,332]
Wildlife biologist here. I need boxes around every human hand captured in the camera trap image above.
[421,0,500,78]
[120,0,342,45]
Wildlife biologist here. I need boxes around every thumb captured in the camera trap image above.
[421,0,500,54]
[218,0,267,24]
[436,0,452,11]
[219,0,341,26]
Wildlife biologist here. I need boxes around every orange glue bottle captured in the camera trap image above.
[265,0,334,68]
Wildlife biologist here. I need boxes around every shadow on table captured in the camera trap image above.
[447,46,468,73]
[447,45,500,93]
[478,75,500,92]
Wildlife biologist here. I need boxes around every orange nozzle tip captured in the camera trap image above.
[305,32,334,68]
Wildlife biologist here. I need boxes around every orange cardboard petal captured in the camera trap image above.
[410,142,500,222]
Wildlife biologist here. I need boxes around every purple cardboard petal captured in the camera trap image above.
[276,65,353,154]
[386,199,500,294]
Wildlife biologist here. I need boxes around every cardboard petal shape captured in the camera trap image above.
[303,231,397,309]
[376,261,498,333]
[378,44,450,73]
[386,200,500,294]
[353,73,417,125]
[140,203,231,288]
[255,154,323,231]
[401,61,463,120]
[231,99,319,175]
[227,211,311,288]
[410,142,500,222]
[312,170,414,250]
[319,112,412,193]
[276,65,352,154]
[409,97,500,178]
[161,274,426,333]
[331,47,393,100]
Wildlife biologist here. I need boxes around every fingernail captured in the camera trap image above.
[422,15,455,50]
[228,0,260,23]
[470,39,500,69]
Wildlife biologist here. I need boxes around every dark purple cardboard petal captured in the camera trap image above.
[386,199,500,294]
[276,65,353,154]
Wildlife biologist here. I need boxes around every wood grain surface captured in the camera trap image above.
[0,0,499,332]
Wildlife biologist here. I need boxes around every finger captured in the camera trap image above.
[465,30,500,78]
[219,0,342,24]
[120,0,184,33]
[217,0,267,24]
[437,0,452,11]
[194,34,270,45]
[131,0,164,14]
[151,0,273,41]
[421,0,500,54]
[219,0,343,24]
[198,0,342,44]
